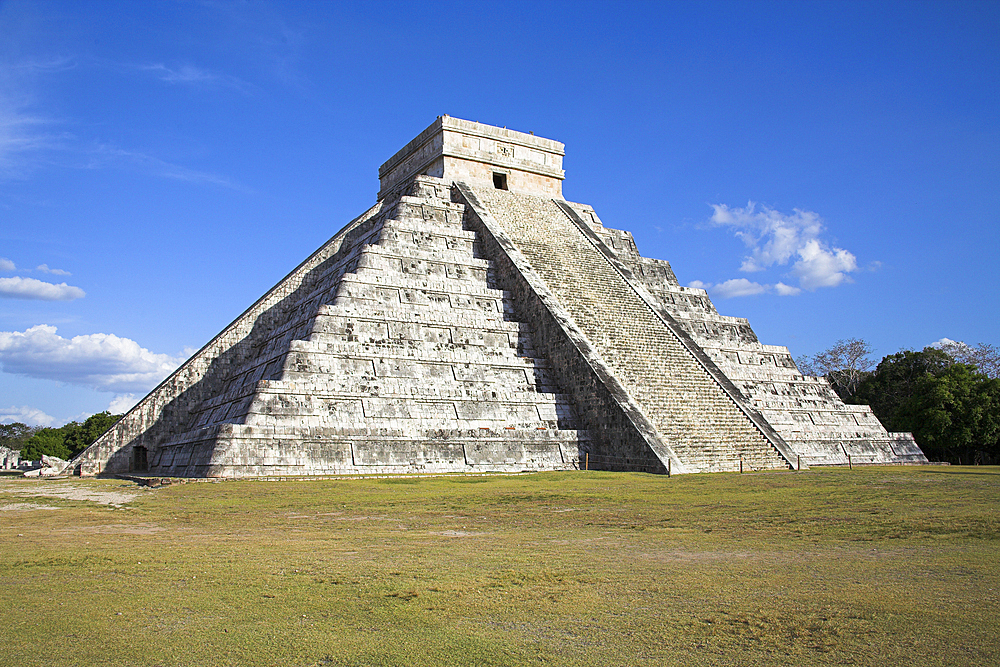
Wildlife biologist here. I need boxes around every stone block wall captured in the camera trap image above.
[1,445,19,470]
[571,205,928,466]
[379,117,565,200]
[459,185,793,473]
[76,176,589,477]
[456,185,673,473]
[74,199,392,475]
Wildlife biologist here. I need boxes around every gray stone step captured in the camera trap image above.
[467,186,791,472]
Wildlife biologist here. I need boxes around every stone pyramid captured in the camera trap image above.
[73,117,926,477]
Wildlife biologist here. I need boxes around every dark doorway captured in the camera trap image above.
[493,172,508,190]
[133,446,148,472]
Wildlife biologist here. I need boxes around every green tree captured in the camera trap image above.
[854,347,1000,463]
[64,412,120,458]
[0,422,37,451]
[908,367,999,463]
[852,347,954,422]
[20,423,76,461]
[18,413,122,462]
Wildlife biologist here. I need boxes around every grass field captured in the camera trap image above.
[1,466,997,666]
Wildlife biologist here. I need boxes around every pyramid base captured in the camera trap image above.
[122,424,588,477]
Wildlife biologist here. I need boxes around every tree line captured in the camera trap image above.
[798,339,1000,465]
[0,412,122,462]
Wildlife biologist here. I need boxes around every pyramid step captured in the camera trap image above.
[392,199,466,229]
[363,246,488,274]
[296,330,550,354]
[359,242,490,271]
[335,270,507,298]
[304,327,519,351]
[151,424,589,477]
[288,336,542,359]
[277,357,560,390]
[279,364,560,389]
[256,377,572,401]
[312,309,524,335]
[380,216,477,241]
[331,293,505,316]
[315,302,515,326]
[168,422,589,444]
[190,380,573,423]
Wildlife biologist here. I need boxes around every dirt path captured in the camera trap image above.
[0,481,140,506]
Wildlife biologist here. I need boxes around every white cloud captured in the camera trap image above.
[11,56,77,75]
[0,57,77,179]
[0,276,85,300]
[791,240,857,290]
[144,63,216,84]
[3,58,242,188]
[712,278,769,299]
[931,337,974,356]
[689,278,790,299]
[139,63,251,93]
[708,202,860,291]
[0,97,59,178]
[87,143,244,190]
[774,282,802,296]
[0,258,14,271]
[36,264,71,276]
[0,325,186,393]
[107,393,140,414]
[0,405,55,427]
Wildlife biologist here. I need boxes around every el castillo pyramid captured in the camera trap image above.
[73,117,927,477]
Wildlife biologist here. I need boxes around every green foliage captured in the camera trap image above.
[855,347,1000,463]
[851,347,953,419]
[0,422,36,450]
[18,412,121,462]
[20,425,74,461]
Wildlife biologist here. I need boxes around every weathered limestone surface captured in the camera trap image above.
[75,176,586,476]
[1,445,19,470]
[72,116,926,477]
[459,186,793,473]
[565,203,927,466]
[379,116,565,200]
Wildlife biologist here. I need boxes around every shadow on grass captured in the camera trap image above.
[919,466,1000,477]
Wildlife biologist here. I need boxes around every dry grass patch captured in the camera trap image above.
[0,467,997,666]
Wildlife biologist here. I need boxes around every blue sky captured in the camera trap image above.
[1,0,997,426]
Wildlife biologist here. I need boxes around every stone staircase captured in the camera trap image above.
[567,202,928,467]
[462,186,792,473]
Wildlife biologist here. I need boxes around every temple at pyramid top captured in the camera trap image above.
[378,116,566,199]
[70,116,926,478]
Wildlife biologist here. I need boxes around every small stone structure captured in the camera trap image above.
[71,117,926,477]
[1,445,20,470]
